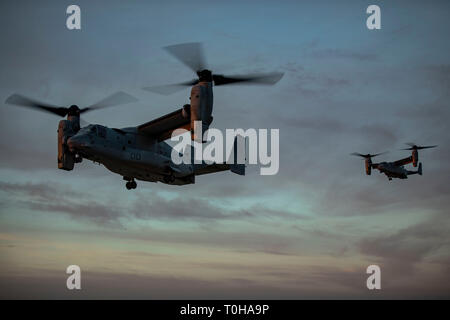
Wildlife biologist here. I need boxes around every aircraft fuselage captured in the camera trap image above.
[67,124,194,185]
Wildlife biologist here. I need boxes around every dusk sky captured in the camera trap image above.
[0,0,449,298]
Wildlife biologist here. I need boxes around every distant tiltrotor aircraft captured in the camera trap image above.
[351,143,437,181]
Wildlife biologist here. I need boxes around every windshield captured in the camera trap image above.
[78,125,96,135]
[79,124,106,138]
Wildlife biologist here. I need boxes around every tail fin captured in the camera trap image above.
[230,135,246,176]
[193,135,245,176]
[418,162,422,175]
[230,162,245,175]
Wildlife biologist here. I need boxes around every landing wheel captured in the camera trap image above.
[126,180,137,190]
[74,154,83,163]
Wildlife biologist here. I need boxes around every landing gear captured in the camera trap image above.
[125,179,137,190]
[74,154,83,163]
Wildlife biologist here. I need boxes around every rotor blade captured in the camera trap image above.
[417,145,437,150]
[372,151,388,157]
[143,79,198,95]
[403,143,437,150]
[350,151,387,158]
[164,42,207,72]
[213,72,284,86]
[5,94,68,117]
[81,91,138,113]
[350,152,365,158]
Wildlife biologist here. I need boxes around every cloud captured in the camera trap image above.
[359,217,450,275]
[4,260,448,299]
[307,48,378,61]
[29,202,124,228]
[0,143,55,170]
[0,181,306,228]
[297,37,379,62]
[0,181,123,227]
[0,268,365,299]
[281,116,397,140]
[281,62,352,98]
[0,181,69,202]
[131,195,229,220]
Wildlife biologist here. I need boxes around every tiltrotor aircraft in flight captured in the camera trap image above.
[351,143,437,181]
[5,43,283,189]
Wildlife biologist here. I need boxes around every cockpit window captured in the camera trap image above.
[80,125,107,138]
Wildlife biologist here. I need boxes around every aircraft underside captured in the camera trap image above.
[378,169,407,180]
[99,158,194,186]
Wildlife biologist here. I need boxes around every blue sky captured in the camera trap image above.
[0,0,449,298]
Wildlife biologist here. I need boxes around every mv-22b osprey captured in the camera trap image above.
[5,43,283,189]
[351,143,437,181]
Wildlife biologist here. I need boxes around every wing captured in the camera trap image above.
[194,162,245,176]
[137,108,190,142]
[393,156,412,166]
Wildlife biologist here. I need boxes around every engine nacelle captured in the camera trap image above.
[412,149,418,167]
[190,81,213,141]
[57,120,75,171]
[365,158,372,175]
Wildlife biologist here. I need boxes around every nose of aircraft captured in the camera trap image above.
[67,135,88,151]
